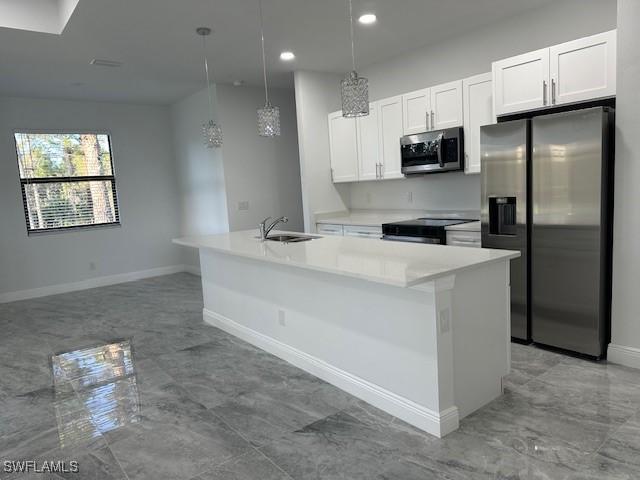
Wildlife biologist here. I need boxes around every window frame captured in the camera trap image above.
[13,129,122,236]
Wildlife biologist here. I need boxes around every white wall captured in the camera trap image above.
[216,84,304,232]
[295,0,617,226]
[609,0,640,368]
[294,71,350,232]
[171,83,304,265]
[0,96,183,296]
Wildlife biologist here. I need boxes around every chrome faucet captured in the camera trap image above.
[259,216,288,240]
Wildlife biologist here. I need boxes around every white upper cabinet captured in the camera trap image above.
[378,96,404,179]
[402,88,430,135]
[493,48,550,116]
[549,30,616,106]
[357,103,380,181]
[493,30,617,116]
[430,80,464,130]
[463,72,495,175]
[328,111,358,183]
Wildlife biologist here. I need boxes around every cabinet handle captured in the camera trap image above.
[543,80,548,105]
[426,111,430,131]
[331,168,335,182]
[375,163,379,179]
[379,163,384,179]
[551,79,556,105]
[430,110,435,130]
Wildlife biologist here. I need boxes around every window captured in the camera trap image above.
[14,132,120,234]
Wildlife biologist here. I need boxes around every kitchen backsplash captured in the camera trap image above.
[349,172,481,211]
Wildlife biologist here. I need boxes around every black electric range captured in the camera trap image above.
[382,218,476,244]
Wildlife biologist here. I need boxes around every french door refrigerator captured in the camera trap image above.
[480,107,614,358]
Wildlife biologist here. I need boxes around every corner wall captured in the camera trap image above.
[216,84,304,233]
[608,0,640,368]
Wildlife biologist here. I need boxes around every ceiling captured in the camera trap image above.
[0,0,558,104]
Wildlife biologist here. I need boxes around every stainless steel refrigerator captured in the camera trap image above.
[480,107,614,358]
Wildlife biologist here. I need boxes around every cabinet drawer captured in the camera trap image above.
[316,224,344,236]
[446,231,481,247]
[343,225,383,239]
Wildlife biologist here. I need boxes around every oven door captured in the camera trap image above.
[382,235,442,244]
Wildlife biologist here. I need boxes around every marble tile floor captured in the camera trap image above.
[1,273,639,479]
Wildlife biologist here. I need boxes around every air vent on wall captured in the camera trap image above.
[90,59,123,67]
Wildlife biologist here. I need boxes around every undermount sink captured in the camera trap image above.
[265,234,319,243]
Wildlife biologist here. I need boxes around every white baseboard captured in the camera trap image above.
[203,308,459,438]
[0,265,194,303]
[608,343,640,370]
[183,264,201,276]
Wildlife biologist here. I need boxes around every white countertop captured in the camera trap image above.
[174,230,518,288]
[445,221,481,232]
[315,210,481,231]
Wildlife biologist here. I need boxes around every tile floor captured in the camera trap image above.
[1,273,639,479]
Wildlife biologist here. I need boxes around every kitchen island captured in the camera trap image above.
[174,231,519,437]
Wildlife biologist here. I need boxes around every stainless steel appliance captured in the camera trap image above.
[401,127,464,175]
[382,218,475,244]
[481,107,614,358]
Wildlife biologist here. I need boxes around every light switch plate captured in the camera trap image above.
[237,201,250,211]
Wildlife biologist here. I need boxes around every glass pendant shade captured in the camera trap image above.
[203,119,223,148]
[257,102,280,137]
[341,70,369,117]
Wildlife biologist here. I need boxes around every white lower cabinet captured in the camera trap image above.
[463,73,495,174]
[446,231,481,248]
[316,224,344,236]
[343,225,383,239]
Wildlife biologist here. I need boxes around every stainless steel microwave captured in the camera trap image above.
[400,127,464,175]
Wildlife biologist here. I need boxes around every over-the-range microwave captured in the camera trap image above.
[400,127,464,175]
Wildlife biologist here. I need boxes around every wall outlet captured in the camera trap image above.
[278,309,286,327]
[439,308,451,334]
[237,201,250,211]
[407,191,413,204]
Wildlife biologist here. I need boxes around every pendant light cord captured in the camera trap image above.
[348,0,356,72]
[259,0,269,105]
[202,35,214,120]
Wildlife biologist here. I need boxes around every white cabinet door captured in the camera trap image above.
[550,30,616,106]
[378,96,404,179]
[328,110,358,183]
[402,88,430,135]
[463,73,494,175]
[493,48,550,116]
[430,80,463,130]
[316,224,344,236]
[356,103,380,181]
[343,225,382,239]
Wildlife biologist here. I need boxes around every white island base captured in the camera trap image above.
[175,231,518,438]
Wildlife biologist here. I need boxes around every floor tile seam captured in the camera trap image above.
[253,446,297,480]
[592,411,639,456]
[183,450,254,480]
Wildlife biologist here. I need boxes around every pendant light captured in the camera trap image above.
[257,0,281,137]
[341,0,369,117]
[197,27,223,148]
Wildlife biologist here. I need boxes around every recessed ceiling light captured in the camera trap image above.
[358,13,377,25]
[280,51,295,61]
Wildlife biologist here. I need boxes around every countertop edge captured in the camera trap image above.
[172,236,519,289]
